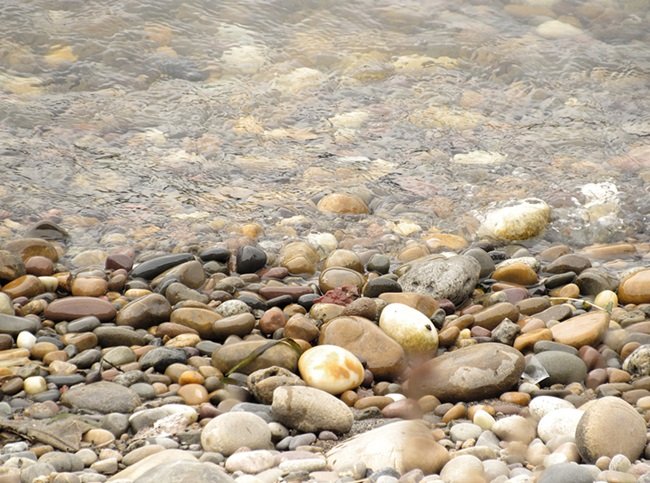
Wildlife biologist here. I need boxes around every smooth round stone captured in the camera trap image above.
[535,351,587,386]
[529,396,575,420]
[177,383,209,405]
[61,332,98,352]
[0,249,26,281]
[473,409,496,430]
[544,254,592,275]
[477,198,550,241]
[537,408,584,443]
[1,274,44,299]
[103,346,137,367]
[201,412,272,456]
[5,238,58,262]
[67,316,101,332]
[39,452,84,472]
[618,269,650,305]
[0,313,40,336]
[258,307,286,334]
[440,454,485,483]
[211,340,298,375]
[464,248,495,278]
[492,415,536,444]
[16,331,37,350]
[236,246,267,274]
[492,262,538,286]
[319,267,365,293]
[407,343,524,402]
[362,277,402,298]
[367,254,390,274]
[378,303,438,355]
[25,256,54,276]
[84,428,115,446]
[273,385,353,433]
[323,249,364,273]
[298,345,364,394]
[60,381,141,414]
[472,302,519,331]
[94,326,147,347]
[214,299,251,317]
[23,376,47,395]
[550,312,609,349]
[199,247,231,263]
[225,450,280,474]
[449,422,483,442]
[284,314,319,341]
[280,241,320,275]
[318,316,406,380]
[116,294,172,330]
[378,293,439,318]
[71,277,108,297]
[140,347,187,372]
[575,396,646,463]
[0,333,14,350]
[170,307,220,338]
[538,462,595,483]
[212,313,255,340]
[317,193,369,215]
[45,297,116,322]
[398,255,480,306]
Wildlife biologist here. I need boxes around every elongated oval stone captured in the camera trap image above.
[130,253,195,280]
[45,297,116,322]
[406,342,525,402]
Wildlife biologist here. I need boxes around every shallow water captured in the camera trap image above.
[1,0,649,256]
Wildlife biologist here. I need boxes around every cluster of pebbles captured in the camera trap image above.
[1,209,650,483]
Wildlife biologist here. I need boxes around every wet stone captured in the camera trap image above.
[0,314,40,336]
[236,245,268,274]
[130,253,195,280]
[94,326,148,347]
[140,347,187,372]
[544,254,592,275]
[45,297,116,322]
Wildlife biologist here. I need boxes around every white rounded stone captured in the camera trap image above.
[38,276,59,292]
[536,20,583,39]
[450,423,483,442]
[440,455,485,483]
[201,412,272,456]
[16,331,37,350]
[537,408,584,443]
[529,396,575,421]
[473,409,496,430]
[0,292,14,315]
[298,345,364,395]
[594,290,618,310]
[23,376,47,395]
[492,415,536,444]
[477,198,550,242]
[379,303,438,355]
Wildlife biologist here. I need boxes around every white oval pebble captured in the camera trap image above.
[298,345,364,395]
[379,303,438,355]
[23,376,47,395]
[529,396,575,420]
[473,409,496,430]
[537,408,584,443]
[16,331,37,350]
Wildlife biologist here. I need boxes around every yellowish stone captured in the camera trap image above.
[298,345,364,395]
[551,312,610,348]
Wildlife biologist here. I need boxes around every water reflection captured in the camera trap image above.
[0,0,649,255]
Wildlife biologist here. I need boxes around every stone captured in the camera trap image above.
[5,238,58,262]
[362,277,402,298]
[0,292,13,315]
[170,307,221,339]
[449,422,483,442]
[477,199,550,241]
[538,462,595,483]
[623,344,650,376]
[153,260,205,289]
[280,241,320,275]
[136,460,234,483]
[550,312,609,349]
[212,313,255,340]
[594,290,618,310]
[225,450,279,474]
[537,408,584,443]
[248,366,306,405]
[492,262,538,285]
[576,396,646,463]
[284,314,319,341]
[95,326,147,347]
[177,384,209,405]
[139,347,187,372]
[116,294,172,330]
[317,193,369,215]
[544,255,592,275]
[378,292,439,318]
[528,396,576,421]
[492,415,536,444]
[61,381,141,413]
[214,299,251,317]
[0,314,40,336]
[472,302,519,331]
[536,19,583,39]
[440,454,485,483]
[211,340,299,375]
[201,412,272,456]
[323,249,364,273]
[298,345,364,394]
[0,250,25,281]
[129,404,197,432]
[535,351,587,386]
[406,343,525,402]
[272,385,353,433]
[236,246,267,274]
[319,316,406,380]
[319,267,365,293]
[1,274,44,299]
[327,420,449,475]
[70,277,108,297]
[398,255,480,305]
[44,297,116,322]
[491,318,521,345]
[378,303,438,355]
[618,269,650,305]
[130,253,195,280]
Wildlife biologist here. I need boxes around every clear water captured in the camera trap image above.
[1,0,649,256]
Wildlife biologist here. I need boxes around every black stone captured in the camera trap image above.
[130,253,195,280]
[236,246,267,274]
[68,349,102,369]
[544,271,577,289]
[297,293,320,311]
[199,247,231,263]
[46,375,85,386]
[362,277,402,298]
[265,295,294,308]
[139,347,187,372]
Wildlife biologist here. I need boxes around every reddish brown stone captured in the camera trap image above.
[315,285,359,306]
[44,296,116,322]
[24,256,54,276]
[258,307,286,335]
[105,253,134,272]
[1,275,44,299]
[258,286,313,301]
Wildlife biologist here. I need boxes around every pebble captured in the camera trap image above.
[201,412,273,456]
[60,381,141,413]
[537,408,584,443]
[378,303,439,355]
[298,345,364,394]
[477,198,550,241]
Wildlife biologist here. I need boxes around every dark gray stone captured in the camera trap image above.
[139,347,187,372]
[535,351,587,386]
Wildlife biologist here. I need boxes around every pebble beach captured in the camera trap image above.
[1,202,650,483]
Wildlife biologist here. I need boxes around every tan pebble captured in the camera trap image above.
[49,360,77,375]
[607,368,631,383]
[340,390,358,407]
[492,262,538,286]
[519,317,546,333]
[513,328,553,352]
[71,277,108,297]
[500,392,531,406]
[550,312,609,348]
[473,409,496,430]
[621,342,641,361]
[636,396,650,410]
[152,382,168,395]
[354,396,393,410]
[594,290,618,310]
[438,326,460,347]
[397,243,430,263]
[618,269,650,304]
[241,223,263,238]
[550,283,580,299]
[1,274,44,299]
[165,333,201,348]
[168,383,180,393]
[198,366,222,379]
[42,350,68,365]
[317,193,369,215]
[62,332,98,352]
[418,395,441,413]
[178,370,205,385]
[466,404,496,420]
[258,306,286,335]
[442,403,466,423]
[123,288,152,298]
[177,383,209,405]
[84,428,115,446]
[30,341,59,360]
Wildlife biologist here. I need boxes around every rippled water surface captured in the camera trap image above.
[1,0,649,256]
